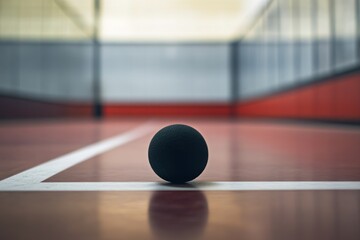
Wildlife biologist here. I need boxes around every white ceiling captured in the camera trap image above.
[99,0,269,42]
[0,0,269,42]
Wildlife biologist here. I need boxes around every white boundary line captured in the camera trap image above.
[0,120,360,192]
[1,181,360,191]
[0,121,155,191]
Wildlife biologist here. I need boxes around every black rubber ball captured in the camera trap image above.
[148,124,208,183]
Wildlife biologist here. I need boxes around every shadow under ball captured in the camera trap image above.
[148,124,208,183]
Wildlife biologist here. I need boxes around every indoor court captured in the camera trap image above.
[0,0,360,240]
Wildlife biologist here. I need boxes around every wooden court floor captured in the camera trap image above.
[0,119,359,240]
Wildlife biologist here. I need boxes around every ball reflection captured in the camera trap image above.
[148,190,209,239]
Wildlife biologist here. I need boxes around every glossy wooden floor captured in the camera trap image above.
[0,119,359,240]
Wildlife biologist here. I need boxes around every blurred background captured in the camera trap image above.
[0,0,359,122]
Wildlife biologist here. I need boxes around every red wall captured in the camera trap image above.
[104,104,231,117]
[1,72,359,121]
[236,72,360,122]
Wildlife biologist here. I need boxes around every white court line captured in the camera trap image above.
[0,120,360,192]
[0,121,155,190]
[1,181,360,191]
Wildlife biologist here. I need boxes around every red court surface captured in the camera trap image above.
[0,119,360,240]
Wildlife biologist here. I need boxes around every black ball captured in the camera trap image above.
[148,124,208,183]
